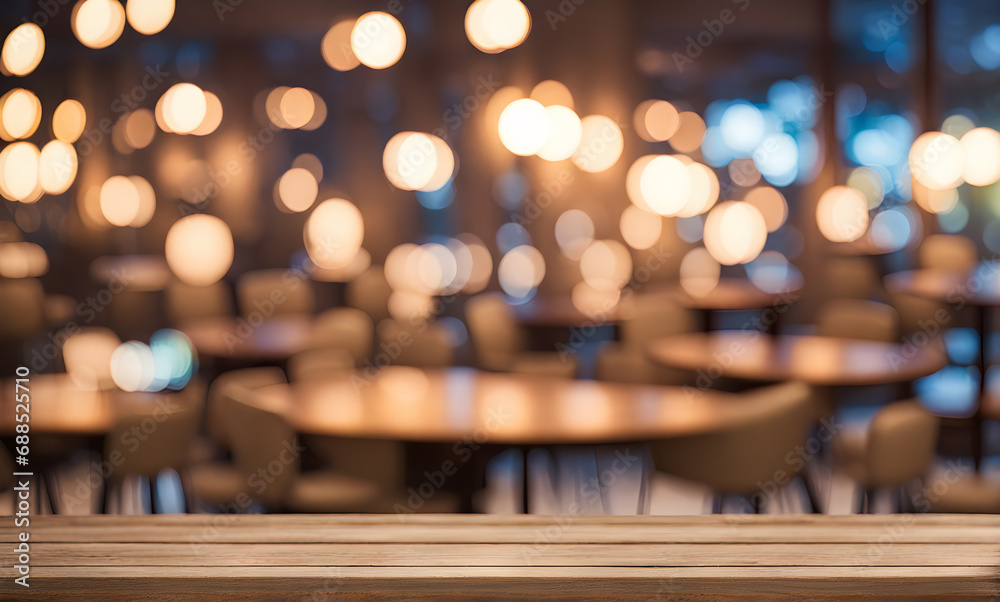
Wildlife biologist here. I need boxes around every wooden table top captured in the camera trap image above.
[254,367,763,445]
[884,264,1000,307]
[513,279,800,328]
[0,374,112,436]
[2,514,997,598]
[89,255,172,292]
[654,277,800,311]
[181,315,314,360]
[0,375,189,436]
[646,331,948,387]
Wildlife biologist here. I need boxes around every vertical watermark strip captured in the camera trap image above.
[12,365,31,588]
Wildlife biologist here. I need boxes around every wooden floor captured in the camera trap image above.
[2,514,999,599]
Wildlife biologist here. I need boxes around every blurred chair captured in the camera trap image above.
[288,348,355,382]
[824,257,881,300]
[103,390,202,513]
[166,279,234,325]
[376,318,455,368]
[307,307,374,364]
[236,269,314,319]
[304,436,410,499]
[225,387,384,513]
[919,234,977,272]
[833,400,939,513]
[62,327,121,391]
[596,296,699,385]
[816,299,899,342]
[891,235,977,339]
[346,266,392,323]
[466,293,578,378]
[648,382,816,514]
[0,278,46,340]
[187,367,287,506]
[227,381,459,513]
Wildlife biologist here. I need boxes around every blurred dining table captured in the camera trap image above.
[0,373,114,436]
[646,331,948,387]
[253,366,766,445]
[0,374,194,436]
[513,277,801,331]
[254,366,786,513]
[180,315,314,361]
[885,262,1000,470]
[651,277,801,331]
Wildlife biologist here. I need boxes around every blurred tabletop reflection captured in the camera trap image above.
[253,366,762,445]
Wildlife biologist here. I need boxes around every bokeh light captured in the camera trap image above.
[100,176,142,227]
[676,162,720,217]
[669,111,707,153]
[680,247,721,297]
[0,242,48,278]
[38,140,78,195]
[165,214,234,286]
[703,201,768,265]
[125,0,175,35]
[276,167,318,213]
[959,127,1000,187]
[191,91,223,136]
[816,185,869,243]
[72,0,126,49]
[530,80,573,108]
[161,83,207,134]
[322,19,361,71]
[498,245,545,299]
[580,239,632,292]
[52,99,87,143]
[620,205,663,250]
[555,209,594,260]
[634,99,680,143]
[124,108,156,148]
[0,89,42,141]
[383,132,455,192]
[305,198,365,269]
[909,131,965,191]
[466,0,531,53]
[498,98,549,156]
[638,155,691,216]
[351,11,406,69]
[2,23,44,77]
[537,105,582,161]
[0,142,40,202]
[573,115,624,173]
[743,187,788,232]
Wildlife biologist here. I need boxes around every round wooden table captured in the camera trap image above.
[254,366,768,446]
[646,331,947,387]
[885,264,1000,471]
[0,374,114,436]
[180,315,314,361]
[513,278,800,331]
[655,278,800,313]
[255,366,794,513]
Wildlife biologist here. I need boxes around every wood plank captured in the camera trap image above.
[23,542,1000,567]
[1,515,997,599]
[4,514,1000,544]
[4,566,998,599]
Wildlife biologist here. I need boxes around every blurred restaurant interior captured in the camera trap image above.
[6,0,1000,526]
